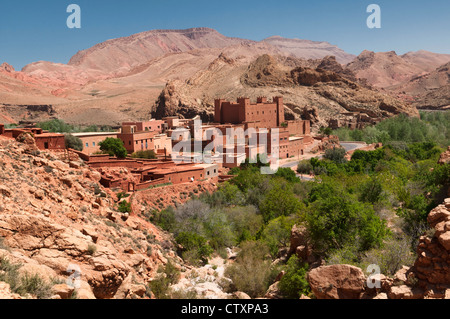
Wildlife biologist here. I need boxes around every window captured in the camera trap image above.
[92,142,96,147]
[85,143,89,147]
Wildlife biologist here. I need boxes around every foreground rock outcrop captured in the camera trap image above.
[308,264,366,299]
[0,137,182,299]
[413,198,450,297]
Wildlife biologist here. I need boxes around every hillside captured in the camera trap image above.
[346,50,450,89]
[153,53,419,128]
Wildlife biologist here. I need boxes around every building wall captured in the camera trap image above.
[286,120,311,136]
[288,138,304,159]
[34,135,66,150]
[118,131,156,154]
[214,97,284,129]
[77,134,118,155]
[122,120,164,133]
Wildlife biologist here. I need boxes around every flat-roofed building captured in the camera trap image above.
[72,132,119,155]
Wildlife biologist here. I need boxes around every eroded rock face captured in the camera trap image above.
[0,138,181,299]
[307,264,366,299]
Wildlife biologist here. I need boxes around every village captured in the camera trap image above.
[0,96,347,194]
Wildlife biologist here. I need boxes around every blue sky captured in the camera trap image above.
[1,0,449,70]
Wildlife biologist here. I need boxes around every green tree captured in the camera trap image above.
[99,138,128,158]
[259,179,303,223]
[306,194,387,254]
[261,216,297,258]
[323,147,347,164]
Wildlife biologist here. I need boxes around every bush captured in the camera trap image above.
[131,150,157,159]
[0,256,53,299]
[360,236,416,276]
[226,206,263,243]
[261,216,297,258]
[323,147,347,164]
[87,244,97,255]
[154,207,176,232]
[224,241,279,298]
[279,256,310,299]
[259,179,304,223]
[37,119,74,133]
[306,193,388,254]
[64,134,83,151]
[176,232,213,264]
[297,160,313,174]
[148,260,180,299]
[118,200,131,213]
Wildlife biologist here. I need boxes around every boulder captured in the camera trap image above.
[233,291,251,299]
[307,264,366,299]
[388,285,424,299]
[264,281,282,299]
[51,284,75,299]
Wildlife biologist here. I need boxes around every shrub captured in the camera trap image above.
[87,244,97,255]
[0,256,53,299]
[154,207,176,232]
[64,134,83,151]
[131,150,157,159]
[297,160,313,174]
[279,256,310,299]
[226,206,264,243]
[306,193,388,254]
[360,236,416,276]
[176,232,213,264]
[148,260,180,299]
[259,179,304,223]
[118,200,131,213]
[323,147,347,164]
[261,216,297,258]
[224,241,278,298]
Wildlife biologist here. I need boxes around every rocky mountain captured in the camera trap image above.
[346,50,450,89]
[153,53,419,128]
[67,28,251,76]
[5,27,450,125]
[393,61,450,109]
[262,36,356,64]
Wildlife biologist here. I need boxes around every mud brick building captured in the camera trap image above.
[0,126,65,150]
[214,97,285,130]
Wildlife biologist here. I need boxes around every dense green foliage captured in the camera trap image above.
[99,138,128,159]
[148,113,449,299]
[36,119,114,134]
[279,256,310,299]
[333,111,450,147]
